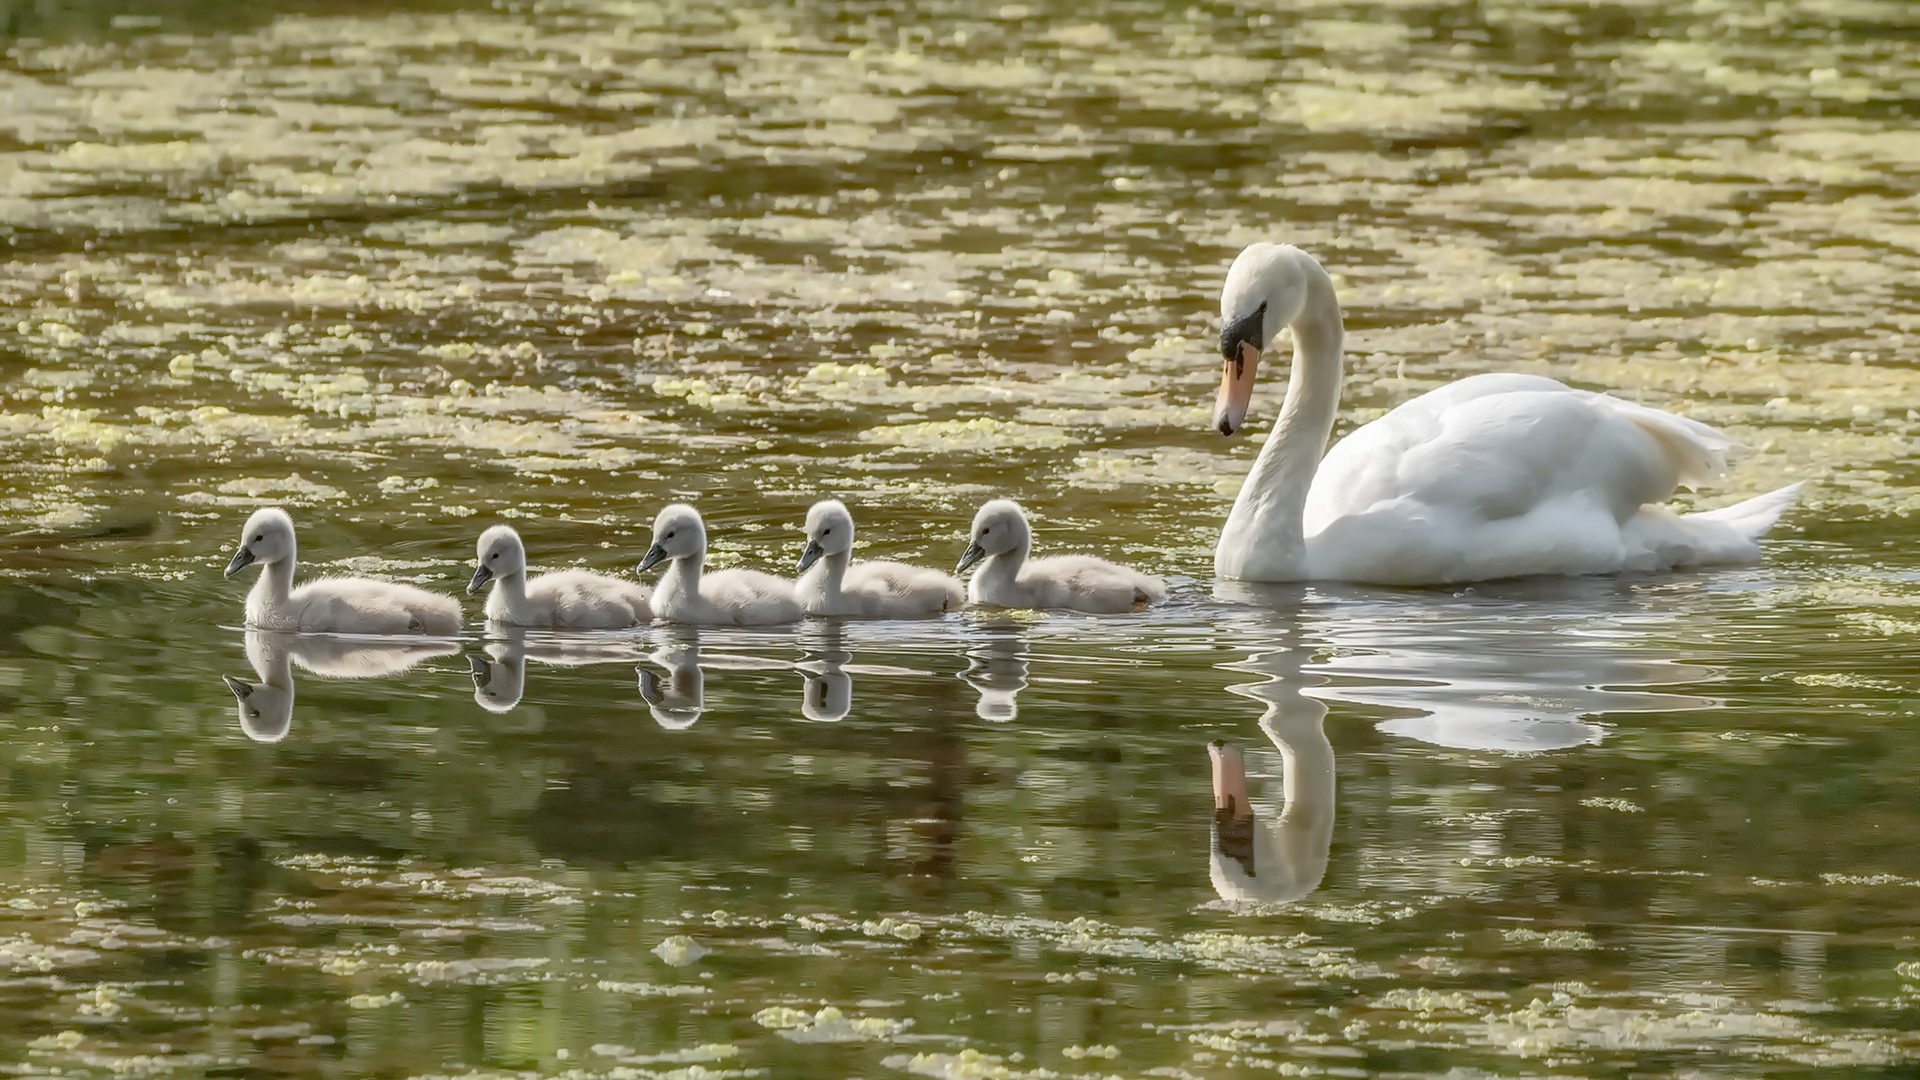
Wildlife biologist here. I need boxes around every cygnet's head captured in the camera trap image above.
[638,504,706,573]
[470,525,527,595]
[225,507,296,578]
[796,499,855,573]
[955,498,1030,574]
[1215,243,1312,437]
[467,648,526,713]
[223,673,292,743]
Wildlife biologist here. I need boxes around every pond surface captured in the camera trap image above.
[3,0,1920,1075]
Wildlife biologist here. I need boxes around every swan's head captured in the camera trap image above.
[470,525,527,594]
[225,507,295,578]
[1215,243,1310,436]
[797,499,855,573]
[223,673,292,743]
[955,498,1029,574]
[638,504,706,573]
[468,648,526,713]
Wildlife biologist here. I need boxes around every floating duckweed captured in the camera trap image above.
[346,992,405,1009]
[1579,797,1645,813]
[753,1004,911,1042]
[1502,928,1600,950]
[882,1049,1055,1079]
[861,917,925,941]
[1060,1044,1118,1059]
[653,936,708,966]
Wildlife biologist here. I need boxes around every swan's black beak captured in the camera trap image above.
[955,540,986,575]
[222,674,254,700]
[1215,303,1266,437]
[637,543,668,574]
[797,540,824,574]
[224,545,256,578]
[467,563,493,595]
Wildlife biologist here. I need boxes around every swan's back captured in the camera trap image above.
[290,577,462,635]
[523,568,652,628]
[842,560,964,617]
[702,567,802,626]
[1019,555,1166,614]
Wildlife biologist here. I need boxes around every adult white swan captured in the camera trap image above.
[1211,243,1804,584]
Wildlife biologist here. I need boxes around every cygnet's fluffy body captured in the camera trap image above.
[469,524,651,629]
[794,500,963,618]
[956,499,1166,614]
[224,508,461,635]
[637,504,802,626]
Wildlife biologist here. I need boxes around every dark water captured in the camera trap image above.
[4,0,1920,1075]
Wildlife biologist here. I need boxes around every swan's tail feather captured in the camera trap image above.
[1606,397,1736,488]
[1686,481,1805,540]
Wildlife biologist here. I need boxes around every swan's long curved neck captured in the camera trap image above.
[805,552,849,600]
[249,555,296,618]
[494,570,530,614]
[978,541,1028,595]
[1220,254,1345,578]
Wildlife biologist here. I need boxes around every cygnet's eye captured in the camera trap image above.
[488,552,497,561]
[821,527,832,537]
[253,534,263,543]
[981,527,991,536]
[664,531,676,541]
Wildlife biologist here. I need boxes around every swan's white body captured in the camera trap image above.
[472,525,651,629]
[225,508,461,635]
[639,504,802,627]
[795,500,962,618]
[1211,244,1804,585]
[957,499,1166,614]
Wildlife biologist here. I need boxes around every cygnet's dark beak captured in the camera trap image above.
[796,539,825,574]
[955,540,986,575]
[637,543,668,574]
[224,546,256,578]
[467,563,493,595]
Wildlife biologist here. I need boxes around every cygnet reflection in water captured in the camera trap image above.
[222,630,459,743]
[1208,646,1336,906]
[960,621,1030,722]
[1213,578,1719,752]
[468,630,645,718]
[796,623,853,722]
[635,628,795,730]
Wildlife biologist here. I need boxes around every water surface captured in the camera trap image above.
[3,0,1920,1075]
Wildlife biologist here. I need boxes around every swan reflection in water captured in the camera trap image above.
[636,627,796,729]
[469,629,642,721]
[1209,644,1335,905]
[1214,578,1719,753]
[960,620,1030,722]
[222,630,459,742]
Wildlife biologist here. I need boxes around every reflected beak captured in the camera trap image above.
[467,563,493,595]
[223,546,256,578]
[222,674,254,700]
[467,655,491,688]
[637,543,668,574]
[637,666,662,702]
[1214,341,1261,437]
[955,540,986,575]
[1210,739,1252,820]
[797,540,824,574]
